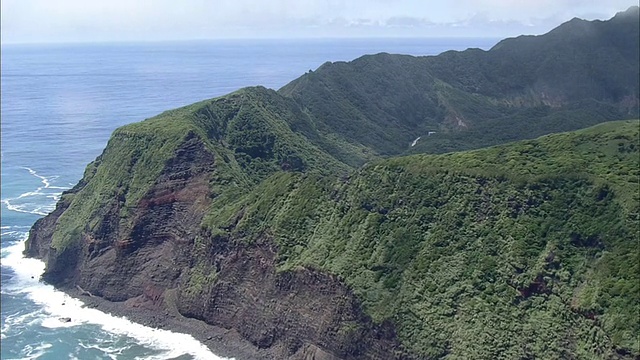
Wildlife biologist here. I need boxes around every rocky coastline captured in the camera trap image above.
[57,285,278,360]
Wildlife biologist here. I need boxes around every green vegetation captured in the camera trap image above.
[51,107,198,250]
[204,120,640,357]
[280,7,638,157]
[50,87,352,251]
[38,7,640,358]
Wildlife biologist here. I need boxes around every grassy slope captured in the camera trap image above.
[204,120,640,357]
[44,78,638,358]
[50,106,198,250]
[279,8,639,159]
[40,9,639,357]
[49,87,353,251]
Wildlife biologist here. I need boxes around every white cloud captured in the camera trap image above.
[1,0,637,43]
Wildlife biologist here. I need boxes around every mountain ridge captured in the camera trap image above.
[24,9,640,360]
[278,6,638,157]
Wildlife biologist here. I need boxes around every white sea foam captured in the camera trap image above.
[77,342,121,360]
[18,341,53,359]
[2,230,26,237]
[3,234,232,360]
[1,314,12,339]
[1,225,30,229]
[78,337,136,355]
[1,199,48,216]
[1,309,44,331]
[2,168,232,359]
[22,167,55,187]
[1,168,69,216]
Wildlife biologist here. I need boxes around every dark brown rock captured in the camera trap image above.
[24,134,406,359]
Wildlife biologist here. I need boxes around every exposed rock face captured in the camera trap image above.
[24,133,404,359]
[28,132,214,296]
[176,236,400,359]
[22,9,640,358]
[25,193,72,261]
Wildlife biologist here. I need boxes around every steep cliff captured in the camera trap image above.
[25,8,640,360]
[25,87,401,359]
[26,119,640,358]
[280,6,639,155]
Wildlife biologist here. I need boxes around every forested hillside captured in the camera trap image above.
[280,6,639,156]
[201,120,639,358]
[25,7,640,360]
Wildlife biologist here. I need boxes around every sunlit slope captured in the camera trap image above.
[204,120,639,357]
[280,7,639,156]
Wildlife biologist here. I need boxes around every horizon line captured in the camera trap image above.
[0,35,506,47]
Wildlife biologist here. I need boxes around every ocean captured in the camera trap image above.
[1,38,498,359]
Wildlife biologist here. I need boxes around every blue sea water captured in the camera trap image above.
[1,38,499,359]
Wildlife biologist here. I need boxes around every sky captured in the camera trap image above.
[1,0,638,44]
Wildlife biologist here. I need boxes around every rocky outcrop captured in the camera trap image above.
[176,236,401,359]
[24,132,405,359]
[23,9,640,358]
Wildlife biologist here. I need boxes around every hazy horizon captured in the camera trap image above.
[0,36,506,48]
[2,1,637,45]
